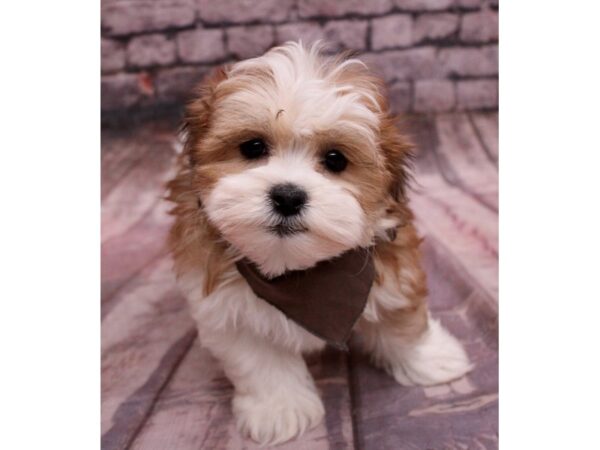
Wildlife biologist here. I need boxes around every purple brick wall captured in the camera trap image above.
[101,0,498,116]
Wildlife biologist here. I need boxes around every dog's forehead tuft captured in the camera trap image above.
[220,42,382,144]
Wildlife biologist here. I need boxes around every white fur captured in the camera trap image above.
[204,151,370,277]
[362,315,473,386]
[228,42,381,145]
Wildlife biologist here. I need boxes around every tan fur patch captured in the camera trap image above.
[369,223,429,340]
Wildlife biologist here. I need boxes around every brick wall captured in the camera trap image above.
[101,0,498,118]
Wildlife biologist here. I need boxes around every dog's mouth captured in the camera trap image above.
[268,220,308,237]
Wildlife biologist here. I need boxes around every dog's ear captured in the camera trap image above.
[378,115,415,234]
[357,72,413,210]
[182,66,229,167]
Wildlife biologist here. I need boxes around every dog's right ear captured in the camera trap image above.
[182,66,229,167]
[376,116,415,241]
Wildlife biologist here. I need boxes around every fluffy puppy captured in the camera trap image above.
[167,42,472,445]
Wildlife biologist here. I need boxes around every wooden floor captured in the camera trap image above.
[101,112,498,450]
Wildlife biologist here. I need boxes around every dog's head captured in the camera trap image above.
[183,42,412,277]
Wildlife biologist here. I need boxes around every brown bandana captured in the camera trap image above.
[235,247,375,350]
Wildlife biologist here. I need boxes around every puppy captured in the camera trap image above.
[167,42,472,445]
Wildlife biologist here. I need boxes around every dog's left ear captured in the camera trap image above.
[182,66,229,167]
[378,115,414,237]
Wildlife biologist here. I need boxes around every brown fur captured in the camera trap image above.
[368,223,429,340]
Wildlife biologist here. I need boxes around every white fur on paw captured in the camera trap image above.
[233,387,325,445]
[391,319,473,386]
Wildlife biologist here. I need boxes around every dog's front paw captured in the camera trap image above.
[390,319,473,386]
[233,387,325,445]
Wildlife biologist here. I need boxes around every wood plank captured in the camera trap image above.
[432,113,498,213]
[469,112,499,164]
[101,129,177,245]
[410,178,498,301]
[101,255,197,450]
[101,125,179,315]
[102,131,152,202]
[101,119,180,201]
[403,114,439,176]
[132,342,355,449]
[102,123,198,450]
[101,217,170,319]
[435,113,497,174]
[411,112,498,300]
[349,237,498,449]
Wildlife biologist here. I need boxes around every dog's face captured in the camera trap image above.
[185,43,411,277]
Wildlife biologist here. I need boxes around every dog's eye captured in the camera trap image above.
[240,138,268,160]
[323,149,348,173]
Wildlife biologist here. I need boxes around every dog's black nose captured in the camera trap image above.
[269,183,308,217]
